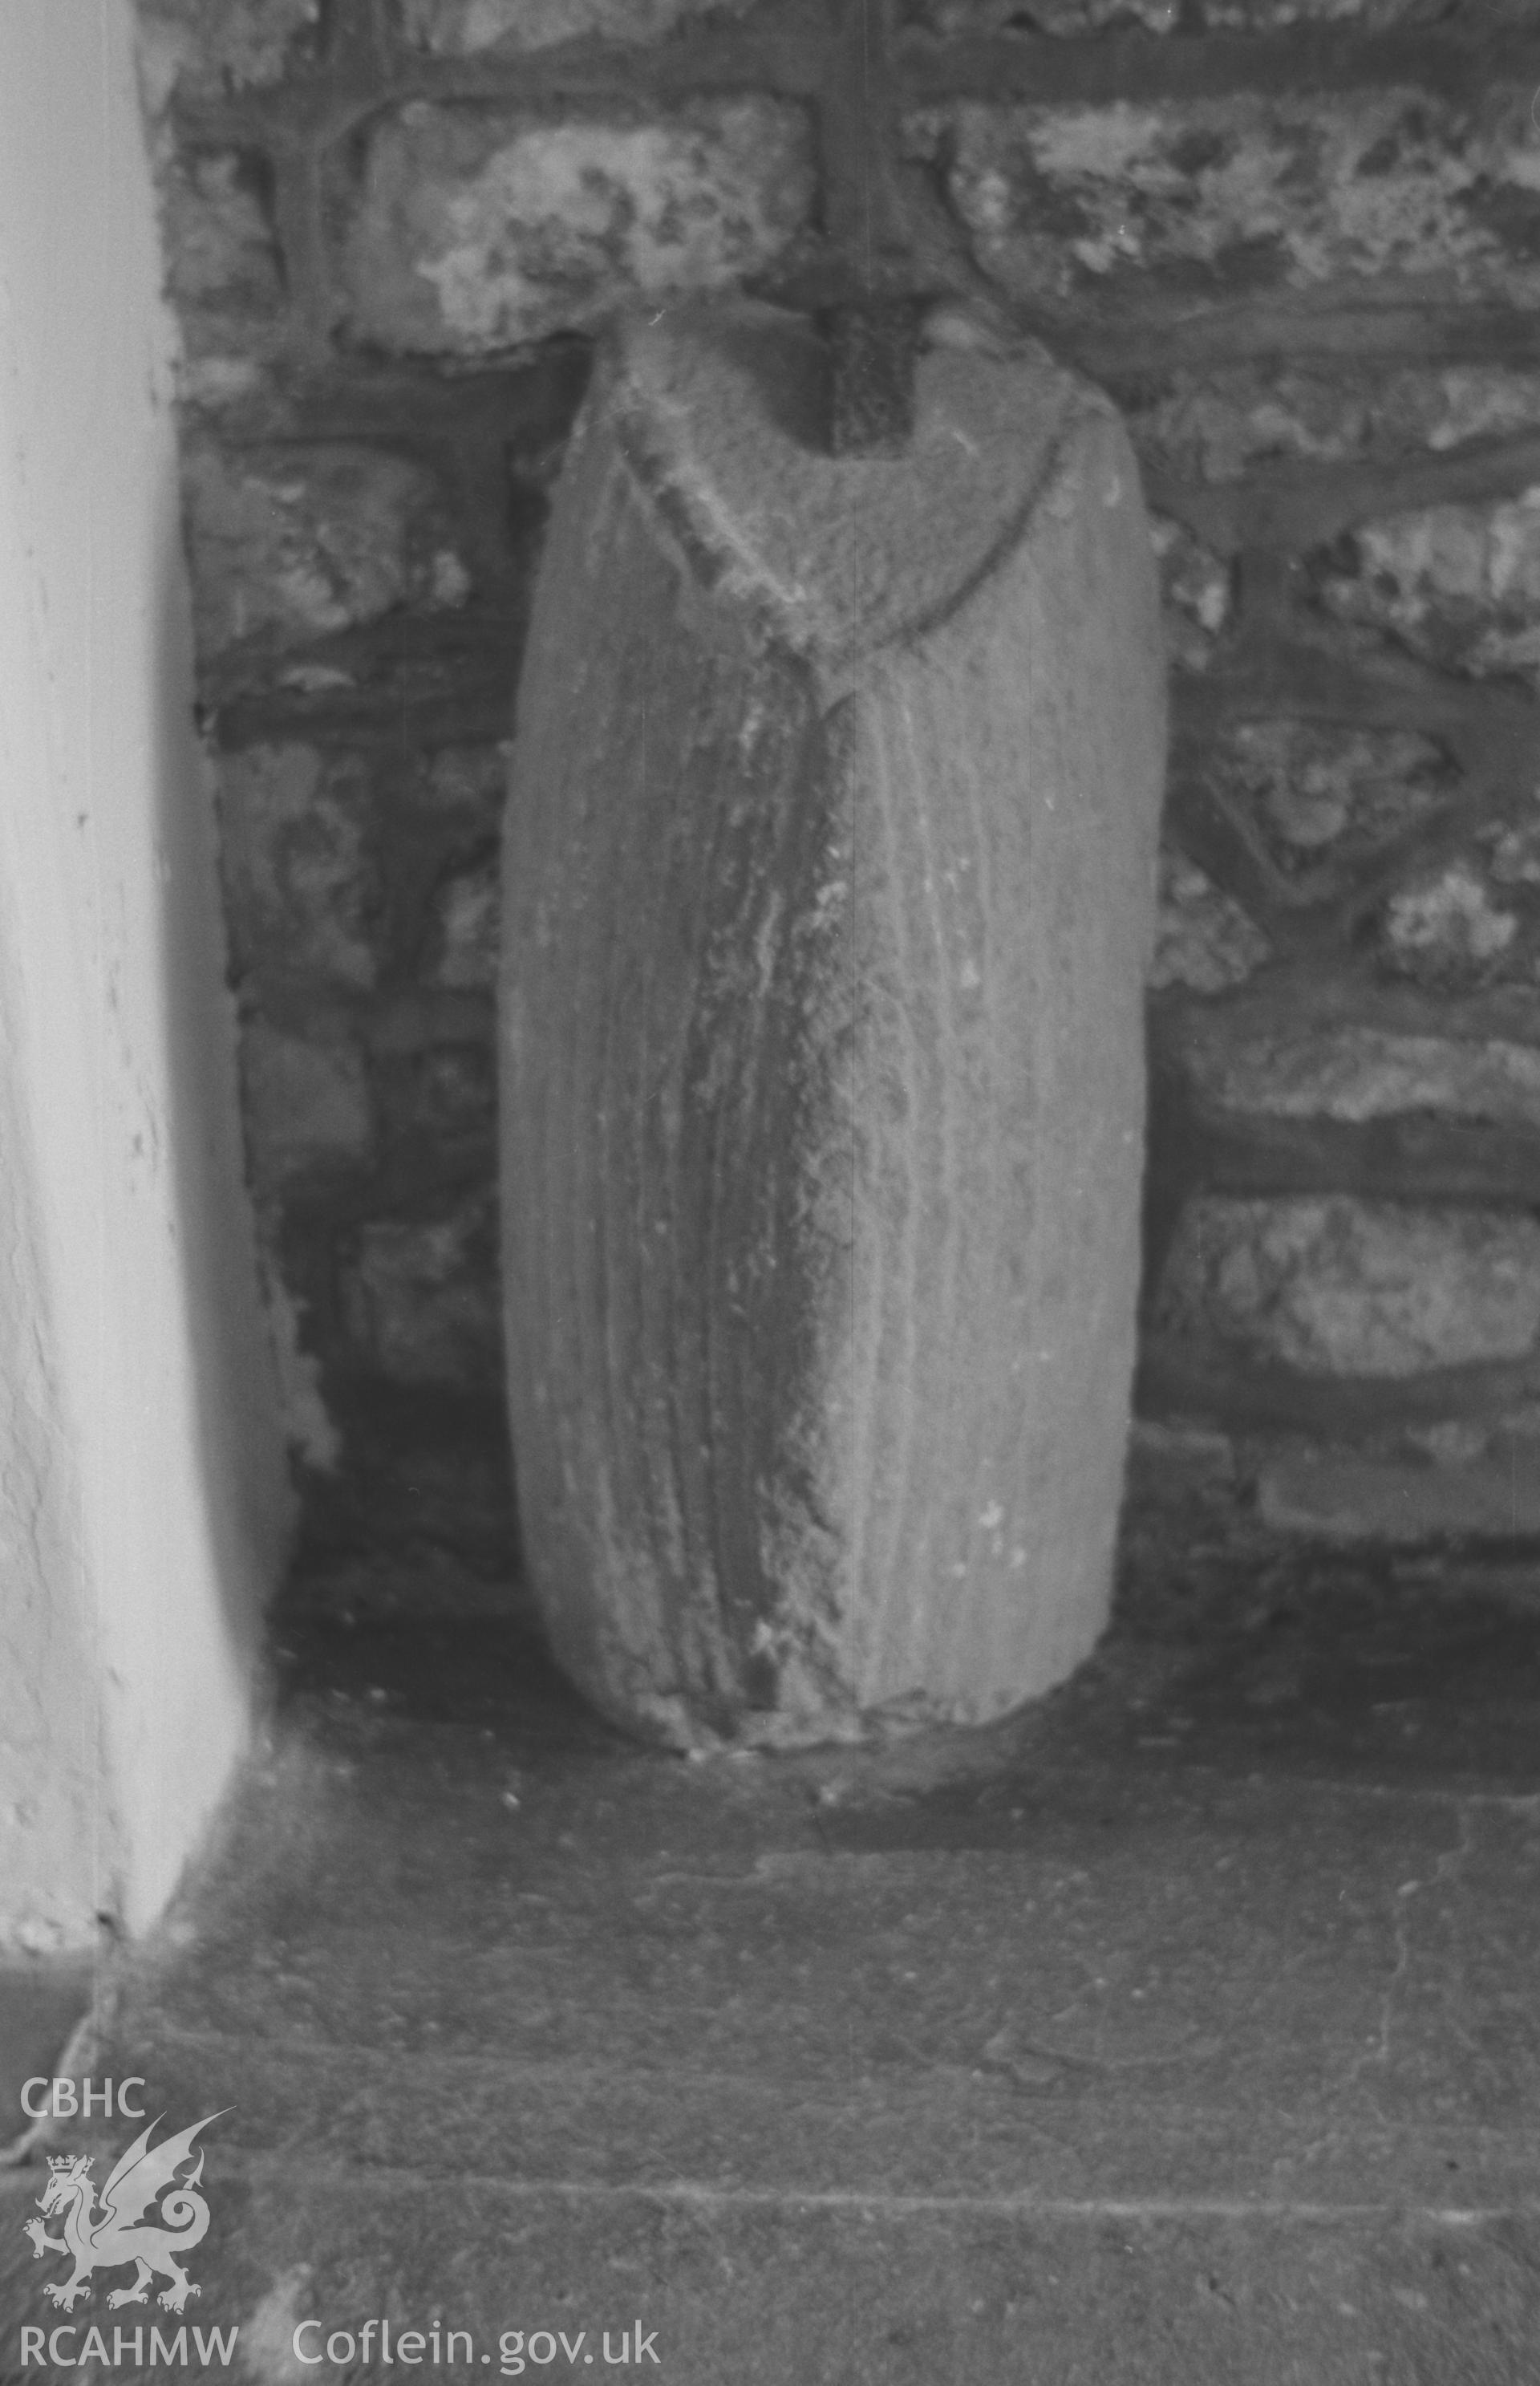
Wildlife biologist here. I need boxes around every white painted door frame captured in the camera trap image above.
[0,0,292,1954]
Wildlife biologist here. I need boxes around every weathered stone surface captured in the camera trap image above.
[1403,1401,1540,1467]
[342,1201,501,1390]
[1379,858,1519,980]
[906,0,1516,26]
[184,444,471,656]
[217,745,377,990]
[1382,366,1540,453]
[1149,516,1230,670]
[256,1257,341,1474]
[1203,720,1449,875]
[377,1045,496,1160]
[430,861,500,988]
[339,101,815,355]
[922,90,1540,317]
[421,744,508,824]
[1178,1016,1540,1129]
[905,0,1175,26]
[1128,367,1372,481]
[500,304,1165,1747]
[1157,1195,1540,1375]
[1489,814,1540,886]
[1315,491,1540,685]
[152,148,290,420]
[160,152,284,316]
[175,353,282,418]
[1258,1447,1540,1540]
[1125,1418,1238,1517]
[398,0,753,52]
[241,1025,372,1183]
[1149,852,1270,992]
[1127,364,1540,484]
[134,0,321,108]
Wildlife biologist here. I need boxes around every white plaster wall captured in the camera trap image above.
[0,0,294,1948]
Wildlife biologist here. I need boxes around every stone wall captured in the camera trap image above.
[134,0,1540,1585]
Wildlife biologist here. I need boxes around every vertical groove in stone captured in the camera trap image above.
[501,303,1166,1748]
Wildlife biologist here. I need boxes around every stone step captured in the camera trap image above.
[61,1730,1540,2218]
[9,1580,1540,2380]
[75,2020,1540,2216]
[5,2153,1534,2383]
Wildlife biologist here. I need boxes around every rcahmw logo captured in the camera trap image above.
[18,2088,228,2317]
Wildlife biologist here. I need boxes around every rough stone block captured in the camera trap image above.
[241,1024,372,1183]
[397,0,753,52]
[160,152,284,317]
[1378,859,1519,982]
[1177,1015,1540,1130]
[1128,367,1375,482]
[500,304,1166,1747]
[1127,1415,1237,1489]
[430,862,500,988]
[905,0,1177,28]
[1415,1401,1540,1467]
[342,1203,502,1390]
[175,354,285,420]
[1126,365,1540,485]
[1150,517,1230,670]
[1149,851,1269,992]
[923,90,1540,318]
[1314,492,1540,686]
[338,100,815,354]
[1489,816,1540,887]
[905,0,1511,24]
[134,0,321,108]
[419,744,509,827]
[1390,367,1540,453]
[1258,1447,1540,1540]
[217,745,377,990]
[1202,720,1449,877]
[154,151,290,422]
[1157,1195,1540,1376]
[184,444,471,656]
[377,1045,496,1159]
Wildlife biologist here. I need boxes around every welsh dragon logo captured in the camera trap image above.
[22,2110,226,2313]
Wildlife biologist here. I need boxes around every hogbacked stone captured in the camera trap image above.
[500,301,1166,1748]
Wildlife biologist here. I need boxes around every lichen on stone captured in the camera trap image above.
[1314,489,1540,687]
[1487,810,1540,887]
[933,89,1540,314]
[906,0,1498,24]
[134,0,321,108]
[183,443,471,655]
[160,151,284,316]
[1178,1017,1540,1130]
[1127,367,1376,482]
[339,100,816,354]
[1378,858,1519,982]
[1157,1194,1540,1376]
[1126,363,1540,485]
[1376,365,1540,454]
[1204,720,1450,876]
[1149,851,1270,992]
[1150,515,1231,670]
[397,0,755,53]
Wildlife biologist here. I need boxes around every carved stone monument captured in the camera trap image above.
[500,302,1166,1748]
